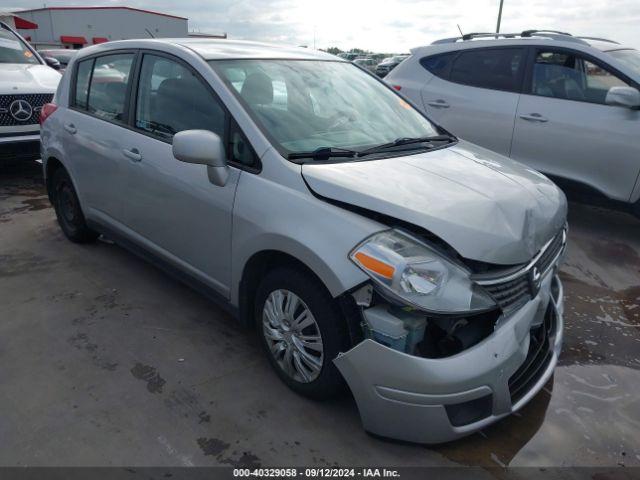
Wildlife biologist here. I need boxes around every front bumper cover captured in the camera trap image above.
[334,271,564,444]
[0,133,41,162]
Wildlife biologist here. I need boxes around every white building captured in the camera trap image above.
[12,6,189,50]
[0,10,39,31]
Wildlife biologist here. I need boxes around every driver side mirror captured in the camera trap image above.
[605,86,640,109]
[172,130,229,187]
[44,56,61,71]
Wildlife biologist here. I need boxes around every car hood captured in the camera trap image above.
[0,64,60,93]
[301,141,567,265]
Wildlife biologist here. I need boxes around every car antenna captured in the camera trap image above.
[145,28,155,38]
[457,24,464,36]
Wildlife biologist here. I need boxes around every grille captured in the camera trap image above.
[0,93,54,126]
[483,275,530,312]
[536,229,565,274]
[508,304,556,404]
[479,228,566,312]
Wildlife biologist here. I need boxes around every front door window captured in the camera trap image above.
[531,50,632,105]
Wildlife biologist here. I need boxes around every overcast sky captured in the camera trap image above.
[9,0,640,52]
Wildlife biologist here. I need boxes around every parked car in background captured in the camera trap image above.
[353,57,376,72]
[0,21,60,163]
[41,38,567,444]
[376,54,409,77]
[387,31,640,215]
[338,52,360,61]
[38,49,78,73]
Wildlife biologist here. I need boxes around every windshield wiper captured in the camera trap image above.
[288,146,359,161]
[358,134,455,157]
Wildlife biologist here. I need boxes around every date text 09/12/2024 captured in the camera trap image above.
[233,468,401,478]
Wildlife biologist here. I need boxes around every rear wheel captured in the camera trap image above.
[255,267,349,399]
[52,168,99,243]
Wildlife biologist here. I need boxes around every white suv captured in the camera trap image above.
[0,21,60,163]
[387,30,640,214]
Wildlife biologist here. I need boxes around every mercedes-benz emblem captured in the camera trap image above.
[9,99,33,122]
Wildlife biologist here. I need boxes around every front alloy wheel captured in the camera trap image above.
[262,289,324,383]
[255,267,348,399]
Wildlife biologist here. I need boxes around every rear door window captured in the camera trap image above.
[86,54,135,122]
[449,48,525,92]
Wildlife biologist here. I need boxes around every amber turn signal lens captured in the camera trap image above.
[354,252,395,280]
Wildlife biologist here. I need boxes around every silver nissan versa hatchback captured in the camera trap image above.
[40,38,568,444]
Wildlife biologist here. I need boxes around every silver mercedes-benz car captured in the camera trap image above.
[40,38,567,444]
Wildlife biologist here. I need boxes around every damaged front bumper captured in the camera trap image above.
[334,272,564,444]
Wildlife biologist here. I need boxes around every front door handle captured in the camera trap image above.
[519,113,548,123]
[427,99,450,109]
[64,123,77,134]
[122,148,142,162]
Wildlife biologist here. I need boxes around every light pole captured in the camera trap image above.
[496,0,505,33]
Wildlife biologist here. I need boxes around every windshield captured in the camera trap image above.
[0,28,39,65]
[210,59,439,158]
[608,49,640,77]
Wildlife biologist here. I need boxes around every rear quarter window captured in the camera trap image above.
[420,52,457,79]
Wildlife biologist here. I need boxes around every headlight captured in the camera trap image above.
[350,229,496,315]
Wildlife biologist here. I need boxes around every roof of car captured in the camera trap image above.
[83,38,341,61]
[418,32,634,54]
[585,40,631,53]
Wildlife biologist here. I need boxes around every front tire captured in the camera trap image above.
[51,168,99,243]
[255,267,349,399]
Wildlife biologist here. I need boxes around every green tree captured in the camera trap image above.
[325,47,343,55]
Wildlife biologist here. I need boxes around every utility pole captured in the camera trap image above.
[496,0,505,33]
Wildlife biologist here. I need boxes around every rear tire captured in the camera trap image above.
[255,267,349,400]
[51,168,99,243]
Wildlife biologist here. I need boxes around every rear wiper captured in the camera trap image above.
[358,134,455,157]
[288,146,359,161]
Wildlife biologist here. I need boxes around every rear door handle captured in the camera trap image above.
[122,148,142,162]
[427,99,450,109]
[64,123,77,134]
[519,113,548,123]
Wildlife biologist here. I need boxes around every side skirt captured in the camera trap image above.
[86,220,241,321]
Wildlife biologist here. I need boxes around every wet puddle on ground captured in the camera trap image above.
[0,163,50,223]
